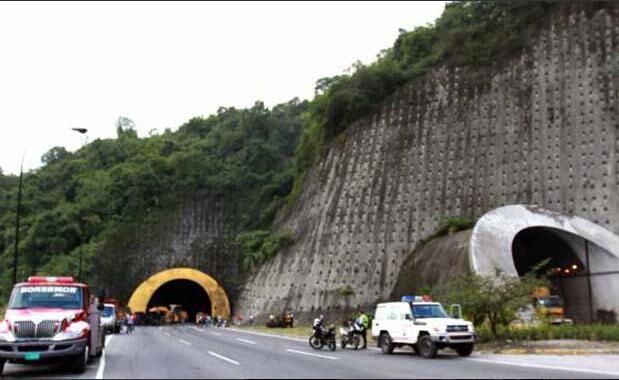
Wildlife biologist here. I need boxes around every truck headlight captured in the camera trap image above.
[53,320,88,341]
[0,320,14,342]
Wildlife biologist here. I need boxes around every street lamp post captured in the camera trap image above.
[12,159,24,286]
[72,128,88,281]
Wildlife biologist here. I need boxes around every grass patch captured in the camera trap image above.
[476,324,619,343]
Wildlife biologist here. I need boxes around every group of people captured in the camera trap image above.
[266,310,295,328]
[195,312,227,328]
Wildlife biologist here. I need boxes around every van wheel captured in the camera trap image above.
[455,344,474,357]
[379,333,394,354]
[418,335,438,358]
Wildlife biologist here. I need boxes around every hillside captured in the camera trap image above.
[0,99,306,301]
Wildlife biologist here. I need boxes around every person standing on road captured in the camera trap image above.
[357,310,370,349]
[249,314,255,326]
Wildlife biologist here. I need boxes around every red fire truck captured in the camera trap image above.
[0,276,105,374]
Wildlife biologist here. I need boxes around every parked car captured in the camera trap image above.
[372,295,476,358]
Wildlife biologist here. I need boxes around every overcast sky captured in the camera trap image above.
[0,1,446,175]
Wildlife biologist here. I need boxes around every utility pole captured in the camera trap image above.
[72,128,88,281]
[12,162,24,286]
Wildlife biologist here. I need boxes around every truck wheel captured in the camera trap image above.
[69,346,89,374]
[418,335,438,358]
[0,358,5,375]
[379,333,394,354]
[412,343,420,355]
[455,344,474,357]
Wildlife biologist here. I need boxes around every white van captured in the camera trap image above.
[371,296,476,358]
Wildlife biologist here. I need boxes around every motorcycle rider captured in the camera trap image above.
[356,310,370,349]
[313,314,325,337]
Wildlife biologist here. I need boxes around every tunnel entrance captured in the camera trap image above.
[127,268,231,323]
[512,227,586,277]
[512,227,591,323]
[472,205,619,325]
[147,279,211,322]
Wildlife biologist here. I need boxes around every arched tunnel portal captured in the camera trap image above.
[471,205,619,324]
[127,268,230,323]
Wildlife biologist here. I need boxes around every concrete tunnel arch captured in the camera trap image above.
[470,204,619,322]
[127,267,231,319]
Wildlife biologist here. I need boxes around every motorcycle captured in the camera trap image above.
[309,321,336,351]
[339,320,362,350]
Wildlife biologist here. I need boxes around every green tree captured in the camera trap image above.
[442,268,548,339]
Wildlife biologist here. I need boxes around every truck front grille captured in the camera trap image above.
[13,321,35,338]
[36,321,58,338]
[446,325,468,332]
[13,320,59,339]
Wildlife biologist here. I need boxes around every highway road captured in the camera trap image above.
[3,325,619,379]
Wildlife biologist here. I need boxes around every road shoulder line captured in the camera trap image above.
[96,335,113,379]
[226,328,307,343]
[470,357,619,377]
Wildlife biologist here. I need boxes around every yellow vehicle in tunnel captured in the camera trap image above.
[532,287,573,325]
[164,305,188,324]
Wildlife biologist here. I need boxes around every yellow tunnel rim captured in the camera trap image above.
[127,267,230,318]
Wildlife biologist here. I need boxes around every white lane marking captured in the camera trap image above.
[179,339,192,346]
[163,331,171,337]
[211,331,222,336]
[208,351,240,366]
[96,335,113,379]
[236,338,256,345]
[470,358,619,377]
[286,349,338,360]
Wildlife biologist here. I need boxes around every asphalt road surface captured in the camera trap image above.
[3,326,619,379]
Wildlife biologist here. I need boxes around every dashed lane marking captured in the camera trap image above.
[164,331,171,337]
[286,349,338,360]
[470,358,619,377]
[236,338,256,345]
[211,331,222,336]
[96,335,113,379]
[179,339,192,346]
[208,351,240,365]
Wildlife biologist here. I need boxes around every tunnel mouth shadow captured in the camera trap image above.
[147,279,211,322]
[512,227,585,277]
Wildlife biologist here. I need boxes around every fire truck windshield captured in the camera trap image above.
[8,285,83,310]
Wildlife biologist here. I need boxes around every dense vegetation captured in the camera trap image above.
[0,99,307,301]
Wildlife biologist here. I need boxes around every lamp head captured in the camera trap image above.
[72,128,88,134]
